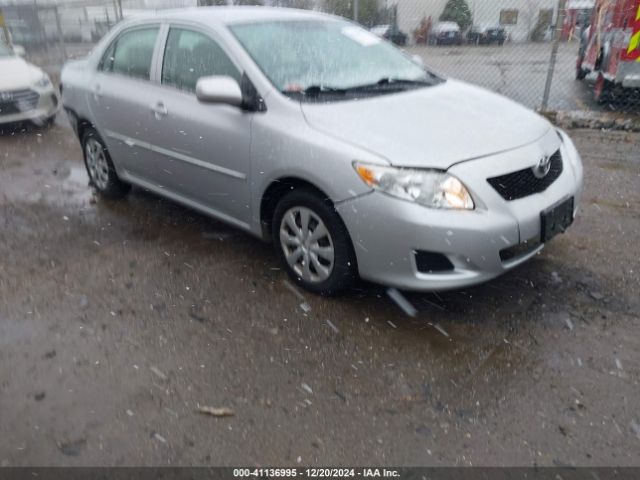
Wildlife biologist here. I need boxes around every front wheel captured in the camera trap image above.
[593,73,611,104]
[272,189,357,295]
[30,114,56,128]
[575,56,587,80]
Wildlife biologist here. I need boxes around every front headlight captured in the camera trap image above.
[34,73,52,88]
[354,162,475,210]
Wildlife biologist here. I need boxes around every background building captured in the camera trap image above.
[389,0,562,43]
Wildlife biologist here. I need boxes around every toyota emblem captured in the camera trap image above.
[533,155,552,179]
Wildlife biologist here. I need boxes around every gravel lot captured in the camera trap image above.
[0,119,639,466]
[408,42,600,111]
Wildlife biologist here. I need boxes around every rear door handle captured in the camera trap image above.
[151,102,168,119]
[92,84,103,99]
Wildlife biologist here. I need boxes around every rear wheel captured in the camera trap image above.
[272,189,356,295]
[82,128,130,199]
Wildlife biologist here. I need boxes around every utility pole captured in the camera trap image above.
[32,0,47,52]
[353,0,359,23]
[112,0,123,21]
[541,0,567,111]
[53,5,67,61]
[0,9,11,46]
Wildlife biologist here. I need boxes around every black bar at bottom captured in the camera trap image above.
[0,467,639,480]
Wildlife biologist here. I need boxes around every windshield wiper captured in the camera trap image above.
[283,85,347,98]
[285,75,439,100]
[346,77,436,92]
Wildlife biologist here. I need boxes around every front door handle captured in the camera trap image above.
[151,102,168,119]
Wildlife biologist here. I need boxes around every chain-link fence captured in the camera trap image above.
[1,0,639,113]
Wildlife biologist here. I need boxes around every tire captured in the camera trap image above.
[575,56,587,80]
[30,114,56,128]
[81,127,130,199]
[593,73,611,104]
[272,189,357,295]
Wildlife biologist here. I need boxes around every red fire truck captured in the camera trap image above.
[576,0,640,102]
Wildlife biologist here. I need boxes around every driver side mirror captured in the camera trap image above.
[13,45,26,57]
[195,76,243,107]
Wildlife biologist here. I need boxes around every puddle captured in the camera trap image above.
[59,166,95,205]
[65,166,89,186]
[1,162,94,208]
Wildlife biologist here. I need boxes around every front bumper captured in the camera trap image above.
[0,86,60,125]
[336,129,583,291]
[617,62,640,88]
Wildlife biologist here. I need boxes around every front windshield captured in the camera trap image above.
[231,19,434,94]
[0,43,14,57]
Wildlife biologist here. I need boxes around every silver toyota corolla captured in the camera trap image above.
[61,7,583,295]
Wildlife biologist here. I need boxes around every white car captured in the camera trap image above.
[0,43,59,126]
[430,21,462,45]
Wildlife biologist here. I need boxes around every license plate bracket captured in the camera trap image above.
[540,197,574,243]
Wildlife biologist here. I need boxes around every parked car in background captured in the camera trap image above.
[0,42,59,126]
[429,21,462,45]
[467,24,507,45]
[370,24,408,46]
[61,7,583,295]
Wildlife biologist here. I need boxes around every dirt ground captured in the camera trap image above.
[0,119,639,466]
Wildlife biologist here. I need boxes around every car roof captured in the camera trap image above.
[134,6,336,26]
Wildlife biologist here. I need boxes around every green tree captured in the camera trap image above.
[322,0,379,26]
[439,0,472,30]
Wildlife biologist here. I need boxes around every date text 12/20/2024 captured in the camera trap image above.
[233,469,401,478]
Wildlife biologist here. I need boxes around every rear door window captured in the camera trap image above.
[99,27,159,80]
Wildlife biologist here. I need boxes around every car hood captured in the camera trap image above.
[0,57,41,91]
[300,79,552,170]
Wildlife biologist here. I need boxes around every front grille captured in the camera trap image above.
[0,89,40,116]
[487,150,563,201]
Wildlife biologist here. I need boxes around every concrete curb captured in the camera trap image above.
[540,110,640,132]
